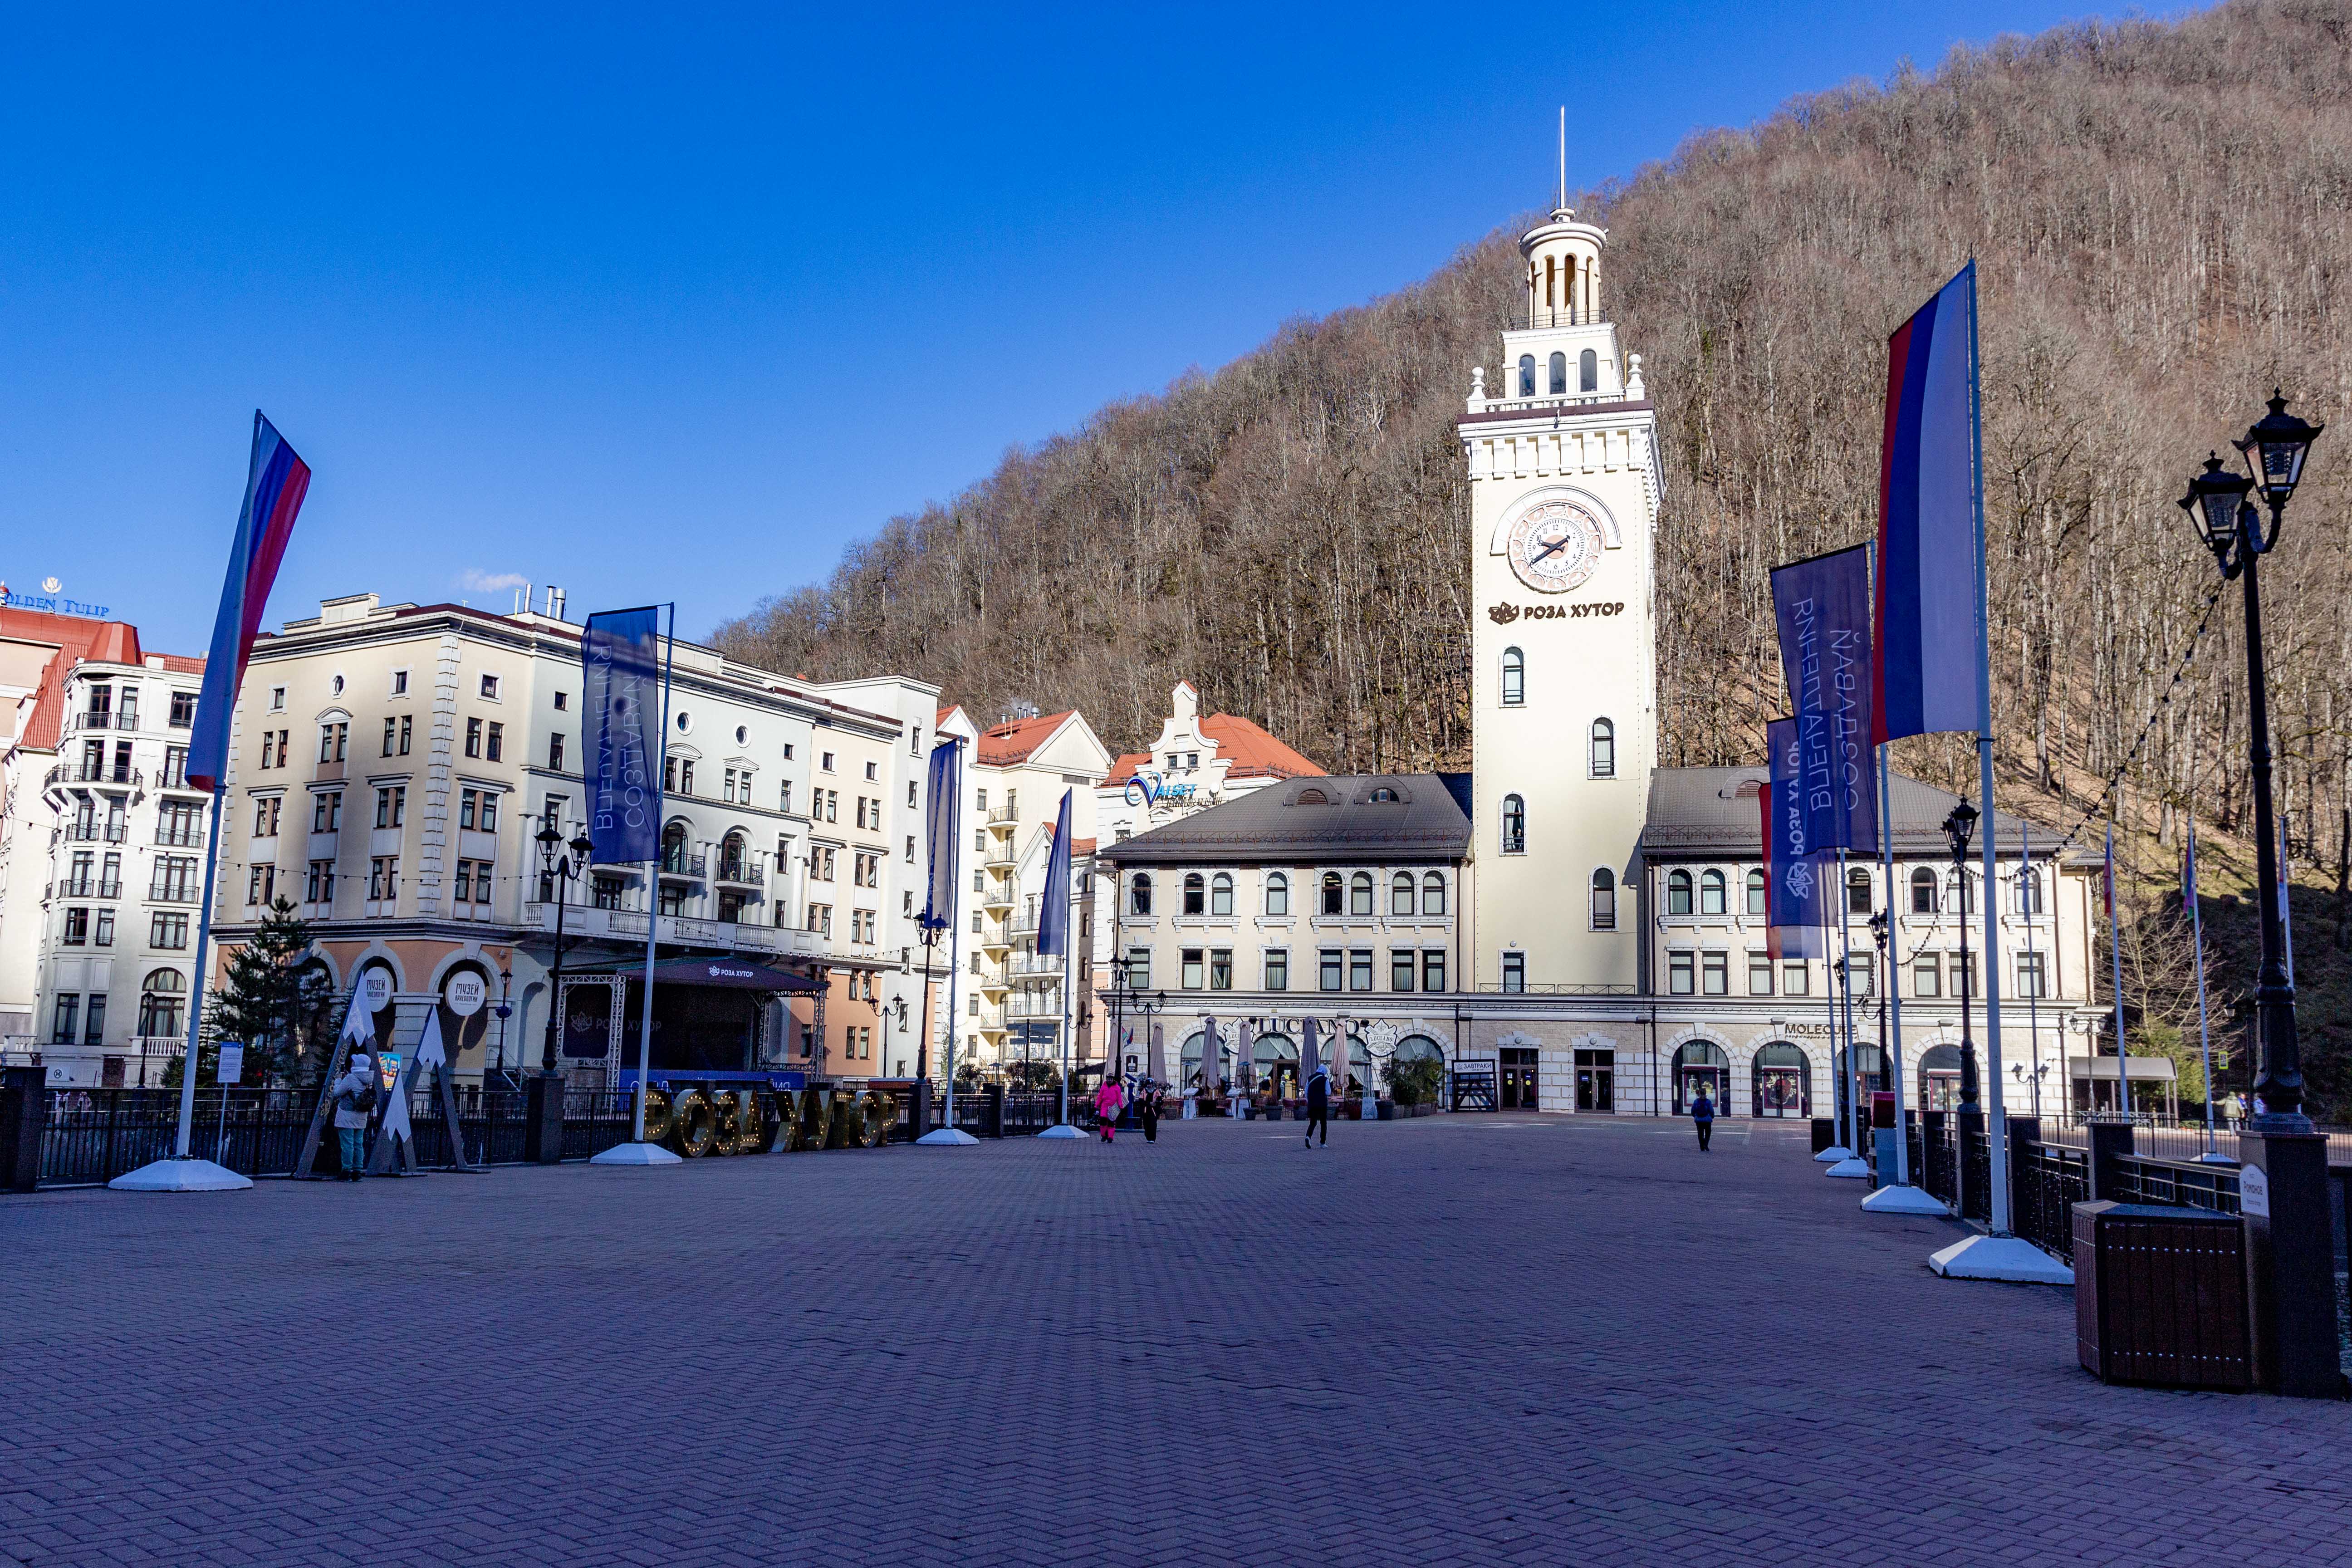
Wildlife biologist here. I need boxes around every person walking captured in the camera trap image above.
[1093,1076,1125,1144]
[1303,1065,1330,1149]
[1138,1083,1161,1143]
[330,1051,377,1180]
[1690,1084,1715,1152]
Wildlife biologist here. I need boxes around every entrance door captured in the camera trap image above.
[1755,1067,1804,1117]
[1500,1047,1539,1110]
[1678,1065,1727,1114]
[1574,1048,1614,1112]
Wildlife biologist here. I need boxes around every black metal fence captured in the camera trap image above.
[1921,1118,1957,1210]
[2015,1142,2089,1265]
[559,1090,637,1161]
[2110,1153,2241,1215]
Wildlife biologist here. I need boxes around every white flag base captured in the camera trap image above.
[1813,1145,1852,1163]
[917,1128,979,1146]
[1037,1124,1085,1139]
[109,1157,251,1192]
[2195,1152,2238,1165]
[1824,1156,1872,1179]
[1860,1183,1948,1215]
[1927,1233,2073,1284]
[590,1141,682,1166]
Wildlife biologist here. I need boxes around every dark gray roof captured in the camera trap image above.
[1097,774,1470,866]
[1643,766,2093,863]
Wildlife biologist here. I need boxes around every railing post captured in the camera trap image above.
[2086,1118,2135,1203]
[2007,1115,2041,1242]
[985,1082,1004,1138]
[1957,1107,1988,1221]
[524,1072,566,1165]
[2238,1126,2339,1397]
[0,1065,46,1192]
[910,1078,932,1142]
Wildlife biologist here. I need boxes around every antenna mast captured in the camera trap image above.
[1557,106,1566,211]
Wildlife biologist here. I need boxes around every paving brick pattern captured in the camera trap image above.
[3,1114,2347,1566]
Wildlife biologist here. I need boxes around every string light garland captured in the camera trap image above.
[2049,585,2225,854]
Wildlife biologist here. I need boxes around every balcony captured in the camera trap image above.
[153,827,207,850]
[982,843,1016,870]
[976,924,1011,956]
[981,881,1014,912]
[70,709,136,734]
[1010,909,1042,938]
[714,860,764,888]
[44,762,142,790]
[527,900,824,962]
[659,851,707,881]
[1508,307,1598,330]
[146,884,203,905]
[1008,953,1064,981]
[59,822,127,843]
[987,804,1019,826]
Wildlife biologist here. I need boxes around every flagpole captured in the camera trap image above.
[2107,816,2132,1121]
[2024,822,2042,1122]
[1880,744,1909,1185]
[2188,816,2219,1161]
[171,785,230,1158]
[630,604,674,1146]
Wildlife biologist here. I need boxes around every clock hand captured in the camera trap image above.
[1529,536,1572,564]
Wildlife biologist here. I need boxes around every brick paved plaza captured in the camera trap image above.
[4,1114,2347,1567]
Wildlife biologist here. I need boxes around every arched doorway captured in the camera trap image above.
[1671,1040,1730,1114]
[1917,1045,1963,1112]
[1254,1031,1299,1099]
[1751,1042,1810,1117]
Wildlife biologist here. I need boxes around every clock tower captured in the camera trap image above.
[1462,197,1663,991]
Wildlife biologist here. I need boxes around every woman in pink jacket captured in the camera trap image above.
[1093,1077,1126,1143]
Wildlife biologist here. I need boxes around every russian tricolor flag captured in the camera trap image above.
[1873,263,1988,745]
[187,412,310,791]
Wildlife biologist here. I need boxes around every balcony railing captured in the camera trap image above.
[71,709,135,733]
[1008,953,1063,979]
[659,851,707,879]
[54,878,94,899]
[44,763,142,789]
[536,901,821,961]
[153,827,206,849]
[714,861,764,887]
[1507,307,1598,330]
[146,884,202,905]
[987,804,1020,825]
[59,823,127,843]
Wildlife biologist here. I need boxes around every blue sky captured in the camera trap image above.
[0,1,2131,653]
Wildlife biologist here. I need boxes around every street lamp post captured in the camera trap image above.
[1942,801,1980,1114]
[536,821,595,1073]
[2178,393,2336,1394]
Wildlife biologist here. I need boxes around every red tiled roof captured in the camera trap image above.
[0,608,186,754]
[1102,715,1324,785]
[977,710,1077,766]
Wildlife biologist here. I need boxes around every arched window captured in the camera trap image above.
[1947,868,1977,915]
[1667,869,1693,916]
[662,821,690,875]
[1182,872,1205,916]
[1391,872,1414,916]
[1591,868,1617,930]
[719,831,750,881]
[1209,872,1233,916]
[1501,647,1524,706]
[1501,795,1526,855]
[1369,787,1399,802]
[1746,867,1768,916]
[1548,351,1567,395]
[1847,866,1873,915]
[1517,354,1536,397]
[1350,872,1373,916]
[1295,786,1329,804]
[1265,872,1289,916]
[1422,872,1446,916]
[1321,872,1343,916]
[2018,864,2044,915]
[1590,718,1615,778]
[137,968,186,1038]
[1910,867,1938,914]
[1129,873,1152,916]
[1700,869,1727,916]
[1578,348,1598,392]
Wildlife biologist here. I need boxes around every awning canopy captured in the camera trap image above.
[2067,1055,2178,1082]
[566,956,824,994]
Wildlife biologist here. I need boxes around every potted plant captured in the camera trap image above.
[1384,1055,1443,1118]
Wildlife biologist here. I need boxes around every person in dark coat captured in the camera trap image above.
[1690,1086,1715,1151]
[1303,1067,1330,1148]
[1139,1083,1161,1143]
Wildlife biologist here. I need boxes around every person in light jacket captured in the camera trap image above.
[331,1053,376,1180]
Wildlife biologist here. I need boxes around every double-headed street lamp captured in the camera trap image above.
[536,820,596,1073]
[1941,799,1980,1114]
[2178,392,2323,1131]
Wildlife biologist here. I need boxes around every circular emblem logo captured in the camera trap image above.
[443,972,486,1018]
[362,967,394,1009]
[1505,499,1603,593]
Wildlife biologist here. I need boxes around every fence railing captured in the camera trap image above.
[2014,1142,2089,1265]
[2111,1153,2241,1215]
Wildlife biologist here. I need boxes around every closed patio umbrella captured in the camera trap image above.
[1299,1017,1323,1095]
[1231,1018,1253,1116]
[1148,1022,1166,1088]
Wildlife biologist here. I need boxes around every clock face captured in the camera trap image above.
[1506,499,1604,593]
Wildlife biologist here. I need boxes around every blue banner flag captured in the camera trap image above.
[1036,788,1075,957]
[1771,543,1878,854]
[1874,262,1989,745]
[921,739,963,931]
[1764,717,1828,959]
[583,607,663,864]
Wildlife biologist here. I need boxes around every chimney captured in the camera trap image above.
[545,586,567,622]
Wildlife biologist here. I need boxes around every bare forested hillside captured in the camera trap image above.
[718,0,2352,1101]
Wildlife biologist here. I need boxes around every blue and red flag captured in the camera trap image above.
[1872,263,1987,746]
[187,413,310,791]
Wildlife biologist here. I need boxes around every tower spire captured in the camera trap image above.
[1557,106,1566,213]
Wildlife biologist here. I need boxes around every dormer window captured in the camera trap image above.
[1548,352,1566,396]
[1517,355,1536,397]
[1369,788,1398,803]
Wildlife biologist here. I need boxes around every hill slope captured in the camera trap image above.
[717,1,2352,1109]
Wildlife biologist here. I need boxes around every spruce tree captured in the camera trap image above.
[209,897,339,1084]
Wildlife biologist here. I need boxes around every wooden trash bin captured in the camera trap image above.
[2073,1200,2250,1391]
